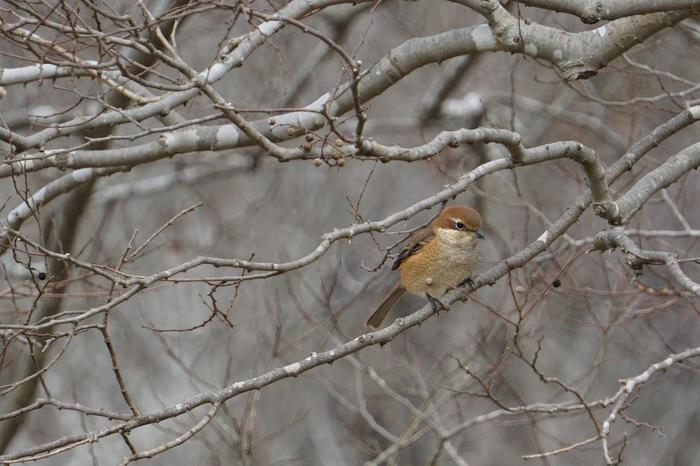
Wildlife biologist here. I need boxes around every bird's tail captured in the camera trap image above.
[365,284,406,329]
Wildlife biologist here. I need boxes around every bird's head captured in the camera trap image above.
[432,205,484,247]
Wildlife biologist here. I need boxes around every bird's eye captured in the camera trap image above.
[454,221,465,230]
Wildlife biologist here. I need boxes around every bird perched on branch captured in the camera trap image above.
[365,205,484,329]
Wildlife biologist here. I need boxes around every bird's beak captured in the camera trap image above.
[475,229,485,240]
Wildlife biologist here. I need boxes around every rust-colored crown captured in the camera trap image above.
[433,206,482,231]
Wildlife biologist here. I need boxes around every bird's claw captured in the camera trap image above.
[458,277,475,288]
[426,293,449,315]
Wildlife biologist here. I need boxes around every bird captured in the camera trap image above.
[365,205,484,329]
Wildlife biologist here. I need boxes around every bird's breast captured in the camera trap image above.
[399,239,477,296]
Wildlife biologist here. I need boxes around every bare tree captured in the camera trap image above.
[1,0,699,464]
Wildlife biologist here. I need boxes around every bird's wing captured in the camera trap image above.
[391,225,434,271]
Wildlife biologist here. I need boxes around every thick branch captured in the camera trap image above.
[601,140,700,225]
[0,168,124,256]
[516,0,700,24]
[1,0,367,151]
[452,0,691,78]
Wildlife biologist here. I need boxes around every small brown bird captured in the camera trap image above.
[365,205,484,329]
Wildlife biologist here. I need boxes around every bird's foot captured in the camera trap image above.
[426,293,450,315]
[458,277,475,289]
